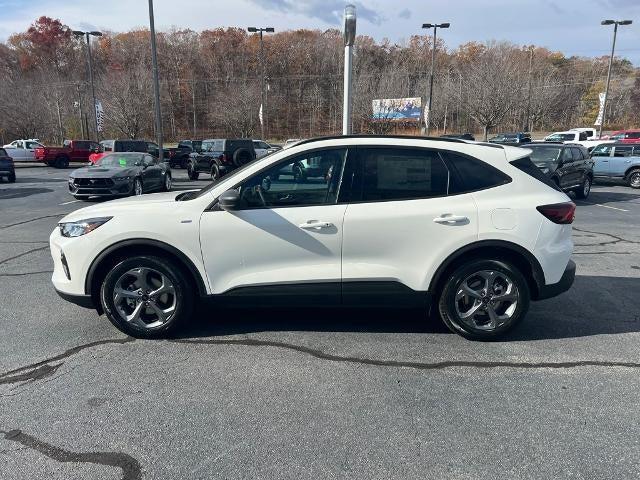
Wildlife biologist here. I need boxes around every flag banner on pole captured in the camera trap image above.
[259,104,263,126]
[594,92,605,126]
[95,101,105,132]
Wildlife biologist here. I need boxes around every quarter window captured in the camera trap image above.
[238,149,346,208]
[445,152,511,193]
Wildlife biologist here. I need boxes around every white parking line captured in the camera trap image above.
[594,203,629,212]
[59,199,81,205]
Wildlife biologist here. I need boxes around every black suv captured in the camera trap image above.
[187,139,256,180]
[0,148,16,183]
[522,143,593,199]
[489,132,531,145]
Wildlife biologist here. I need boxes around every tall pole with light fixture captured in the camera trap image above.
[72,30,102,141]
[599,19,632,139]
[421,22,449,135]
[248,27,275,140]
[343,5,356,135]
[148,0,164,162]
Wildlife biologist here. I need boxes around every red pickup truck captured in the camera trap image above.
[35,140,100,168]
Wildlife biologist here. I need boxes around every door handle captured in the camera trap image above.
[433,214,468,224]
[299,220,333,230]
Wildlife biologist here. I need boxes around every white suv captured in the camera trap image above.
[50,136,576,340]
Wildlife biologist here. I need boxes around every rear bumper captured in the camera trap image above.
[55,288,95,309]
[536,260,575,300]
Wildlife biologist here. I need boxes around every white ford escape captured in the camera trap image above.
[51,135,576,340]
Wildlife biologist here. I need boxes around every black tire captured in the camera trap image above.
[187,162,199,180]
[100,255,194,339]
[437,259,530,340]
[293,166,306,183]
[133,178,143,196]
[8,171,16,183]
[232,148,252,167]
[574,175,591,199]
[211,163,221,181]
[627,168,640,189]
[162,173,172,192]
[55,155,70,169]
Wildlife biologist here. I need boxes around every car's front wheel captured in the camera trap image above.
[187,162,199,180]
[211,163,221,181]
[438,259,530,340]
[163,173,172,191]
[133,178,143,196]
[100,256,194,338]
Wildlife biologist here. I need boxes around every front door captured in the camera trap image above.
[199,148,348,299]
[142,155,162,190]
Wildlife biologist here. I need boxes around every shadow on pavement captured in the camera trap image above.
[177,275,640,341]
[0,187,53,199]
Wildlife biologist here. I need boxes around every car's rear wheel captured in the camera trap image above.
[438,259,530,340]
[100,256,194,338]
[133,178,143,196]
[7,171,16,183]
[575,175,591,199]
[628,168,640,189]
[55,155,69,169]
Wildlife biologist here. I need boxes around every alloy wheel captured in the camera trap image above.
[454,270,519,331]
[583,178,591,196]
[134,179,143,196]
[112,267,177,329]
[165,174,172,190]
[630,172,640,188]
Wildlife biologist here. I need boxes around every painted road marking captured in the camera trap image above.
[59,199,81,205]
[594,203,629,212]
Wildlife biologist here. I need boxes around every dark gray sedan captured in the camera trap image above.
[68,152,171,199]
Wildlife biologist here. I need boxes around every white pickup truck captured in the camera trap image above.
[544,129,612,151]
[2,139,44,162]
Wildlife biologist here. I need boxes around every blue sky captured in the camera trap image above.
[1,0,640,64]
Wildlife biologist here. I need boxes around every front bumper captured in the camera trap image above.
[536,260,576,300]
[69,178,132,197]
[55,288,94,309]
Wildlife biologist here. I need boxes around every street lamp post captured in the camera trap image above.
[343,5,356,135]
[148,0,164,162]
[72,30,102,141]
[421,22,449,135]
[248,27,275,140]
[599,19,632,139]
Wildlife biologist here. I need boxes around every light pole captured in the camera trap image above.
[599,19,632,139]
[148,0,164,162]
[343,4,356,135]
[72,30,102,141]
[248,26,274,140]
[421,22,449,135]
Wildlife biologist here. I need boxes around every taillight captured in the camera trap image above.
[221,154,229,163]
[536,202,576,224]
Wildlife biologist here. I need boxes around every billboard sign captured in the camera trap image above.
[372,97,422,121]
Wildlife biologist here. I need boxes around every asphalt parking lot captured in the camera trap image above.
[1,163,639,479]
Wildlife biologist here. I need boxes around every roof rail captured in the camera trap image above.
[293,134,468,147]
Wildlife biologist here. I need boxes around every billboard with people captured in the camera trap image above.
[372,97,422,121]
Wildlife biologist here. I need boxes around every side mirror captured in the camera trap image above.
[218,189,240,211]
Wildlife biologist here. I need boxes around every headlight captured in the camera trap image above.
[59,217,112,238]
[68,177,74,184]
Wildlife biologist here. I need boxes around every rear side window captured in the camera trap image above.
[444,152,511,193]
[628,132,640,139]
[510,157,562,192]
[358,148,449,201]
[614,146,633,157]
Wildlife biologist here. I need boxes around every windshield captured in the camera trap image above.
[546,133,574,142]
[96,153,144,167]
[528,147,561,163]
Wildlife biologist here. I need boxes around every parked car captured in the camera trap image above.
[68,152,172,200]
[2,139,44,162]
[523,143,593,198]
[165,140,202,168]
[604,129,640,143]
[440,133,475,141]
[187,138,255,180]
[488,132,531,145]
[0,148,16,182]
[253,140,281,159]
[51,135,575,341]
[590,143,640,188]
[568,127,597,140]
[89,139,150,164]
[34,140,100,168]
[544,130,610,151]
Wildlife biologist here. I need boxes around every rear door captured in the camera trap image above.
[610,145,635,178]
[557,148,575,188]
[341,147,480,300]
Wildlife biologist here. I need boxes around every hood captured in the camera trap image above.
[60,191,181,222]
[70,166,139,178]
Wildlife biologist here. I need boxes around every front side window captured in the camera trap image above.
[0,148,7,156]
[358,148,449,201]
[561,149,573,163]
[571,148,584,161]
[238,149,346,209]
[591,144,612,157]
